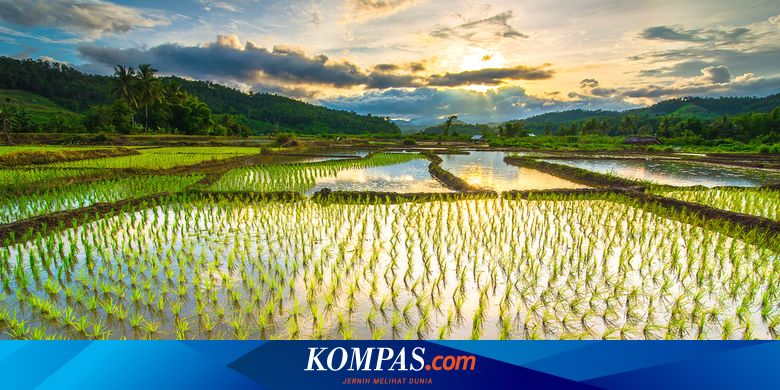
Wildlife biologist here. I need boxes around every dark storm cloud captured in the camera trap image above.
[427,66,553,87]
[79,36,552,89]
[0,0,168,37]
[79,37,369,87]
[430,11,528,42]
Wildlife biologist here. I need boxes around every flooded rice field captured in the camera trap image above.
[441,151,585,191]
[308,158,451,194]
[1,197,776,340]
[546,159,780,187]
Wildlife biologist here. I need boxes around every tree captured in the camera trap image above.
[499,122,527,137]
[0,104,14,144]
[621,115,637,136]
[169,93,213,135]
[441,115,457,137]
[137,64,164,132]
[14,108,33,132]
[84,104,116,132]
[112,65,137,127]
[637,124,654,136]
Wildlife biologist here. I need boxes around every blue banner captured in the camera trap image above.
[1,341,778,389]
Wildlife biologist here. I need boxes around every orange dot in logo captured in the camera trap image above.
[425,365,431,370]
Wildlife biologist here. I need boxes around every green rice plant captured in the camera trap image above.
[90,321,109,339]
[175,317,191,340]
[4,317,27,339]
[0,174,202,224]
[130,313,145,328]
[211,153,426,193]
[49,147,259,170]
[0,194,776,340]
[144,320,161,336]
[653,188,780,222]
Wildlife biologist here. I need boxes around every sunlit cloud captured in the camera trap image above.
[341,0,423,24]
[1,0,779,122]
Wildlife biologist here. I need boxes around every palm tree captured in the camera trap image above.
[112,65,138,127]
[137,64,164,132]
[621,115,637,137]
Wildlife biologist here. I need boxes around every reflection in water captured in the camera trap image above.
[547,159,780,187]
[308,159,451,193]
[440,151,585,191]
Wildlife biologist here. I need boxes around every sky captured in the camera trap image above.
[1,0,780,124]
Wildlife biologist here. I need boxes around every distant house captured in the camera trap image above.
[625,136,659,145]
[470,135,485,142]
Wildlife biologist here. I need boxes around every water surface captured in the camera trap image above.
[308,158,451,194]
[440,151,585,191]
[546,159,780,187]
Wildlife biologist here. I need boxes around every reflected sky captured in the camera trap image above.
[548,159,780,187]
[307,159,451,194]
[440,151,585,191]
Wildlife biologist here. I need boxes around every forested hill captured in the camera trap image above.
[635,95,780,117]
[518,94,780,132]
[0,56,399,134]
[167,76,398,134]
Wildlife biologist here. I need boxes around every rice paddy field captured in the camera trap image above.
[545,158,780,187]
[211,152,440,193]
[652,188,780,222]
[49,147,261,169]
[0,146,778,340]
[0,146,101,156]
[0,168,106,189]
[0,175,203,224]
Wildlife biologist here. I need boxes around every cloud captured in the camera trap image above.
[79,35,370,88]
[199,1,242,13]
[0,0,169,37]
[324,86,634,123]
[630,45,780,80]
[770,14,780,26]
[373,61,427,73]
[588,65,780,100]
[698,65,731,83]
[430,11,528,43]
[0,24,82,44]
[427,65,553,86]
[79,35,551,91]
[579,78,599,88]
[578,78,617,97]
[638,25,751,45]
[343,0,422,23]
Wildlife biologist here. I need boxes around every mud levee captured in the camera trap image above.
[504,155,647,189]
[422,152,483,192]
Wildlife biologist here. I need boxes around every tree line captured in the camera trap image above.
[0,56,400,136]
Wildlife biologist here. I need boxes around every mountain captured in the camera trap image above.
[636,95,780,118]
[0,56,399,135]
[511,94,780,134]
[392,118,436,134]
